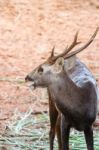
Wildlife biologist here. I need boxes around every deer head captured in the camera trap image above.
[25,28,98,89]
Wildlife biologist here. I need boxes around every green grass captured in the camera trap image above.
[0,109,99,150]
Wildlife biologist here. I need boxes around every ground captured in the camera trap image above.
[0,0,99,132]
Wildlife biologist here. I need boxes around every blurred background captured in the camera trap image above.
[0,0,99,149]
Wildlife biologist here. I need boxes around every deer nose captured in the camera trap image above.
[25,75,33,82]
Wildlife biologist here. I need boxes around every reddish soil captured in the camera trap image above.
[0,0,99,131]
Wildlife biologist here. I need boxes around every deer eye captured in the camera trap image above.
[38,67,43,73]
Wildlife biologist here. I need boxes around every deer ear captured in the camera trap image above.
[64,55,76,71]
[53,57,64,73]
[56,57,64,66]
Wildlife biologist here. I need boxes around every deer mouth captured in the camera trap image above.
[25,80,37,90]
[25,75,33,82]
[25,75,36,90]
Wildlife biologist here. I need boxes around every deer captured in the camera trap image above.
[25,28,98,150]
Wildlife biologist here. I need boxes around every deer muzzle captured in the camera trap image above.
[25,75,33,82]
[25,75,36,90]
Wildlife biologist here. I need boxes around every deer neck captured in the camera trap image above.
[60,70,80,92]
[49,70,80,99]
[48,70,81,115]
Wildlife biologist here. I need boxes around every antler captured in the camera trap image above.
[63,31,80,56]
[48,31,80,64]
[48,27,98,64]
[65,27,99,59]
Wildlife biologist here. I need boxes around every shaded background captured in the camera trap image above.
[0,0,99,131]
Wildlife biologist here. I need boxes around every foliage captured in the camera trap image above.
[0,109,99,150]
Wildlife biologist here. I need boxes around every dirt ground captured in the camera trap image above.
[0,0,99,132]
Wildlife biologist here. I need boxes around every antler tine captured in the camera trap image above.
[51,31,80,62]
[50,46,55,58]
[65,27,99,59]
[63,31,81,57]
[47,46,56,64]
